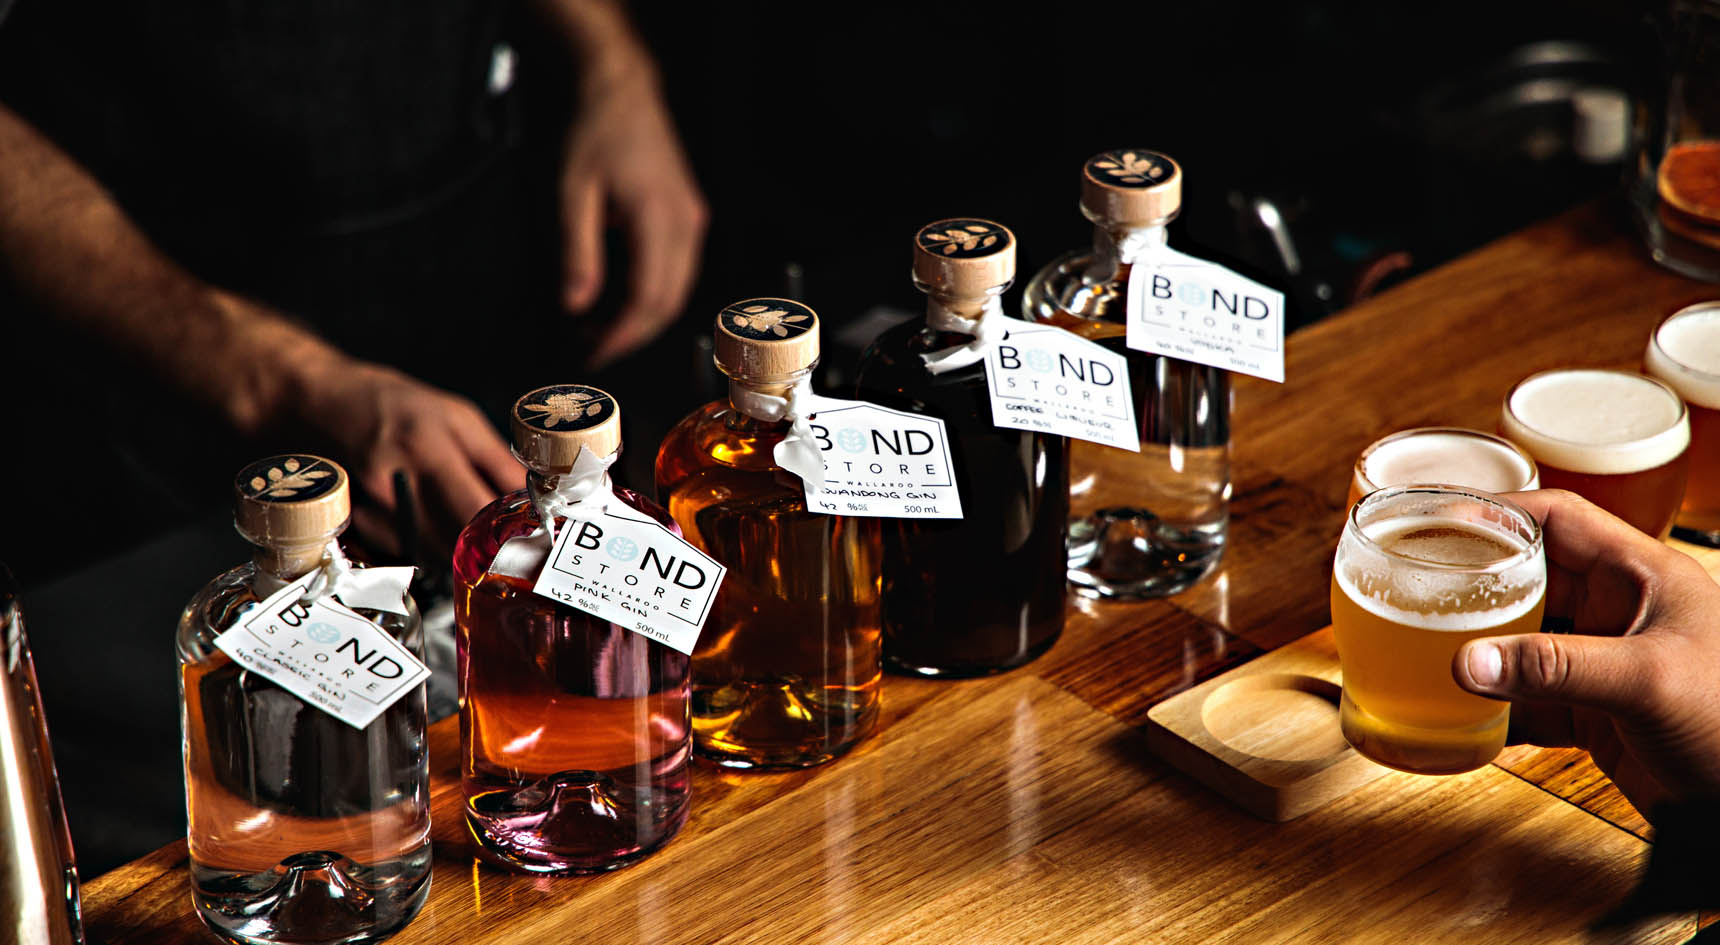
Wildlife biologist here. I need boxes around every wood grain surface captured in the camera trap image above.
[82,203,1709,943]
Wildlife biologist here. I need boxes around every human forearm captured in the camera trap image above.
[528,0,657,98]
[0,103,342,434]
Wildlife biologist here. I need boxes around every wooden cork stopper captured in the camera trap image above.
[511,384,622,473]
[234,454,349,547]
[712,298,820,380]
[912,218,1015,299]
[1081,149,1182,227]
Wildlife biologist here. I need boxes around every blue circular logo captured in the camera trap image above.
[1025,348,1055,373]
[304,621,341,645]
[836,427,867,454]
[606,535,640,562]
[1177,281,1206,306]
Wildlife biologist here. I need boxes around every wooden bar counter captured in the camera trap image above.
[85,204,1709,943]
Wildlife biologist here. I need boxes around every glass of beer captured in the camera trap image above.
[1348,427,1539,509]
[1500,369,1690,538]
[1645,302,1720,545]
[1332,486,1546,775]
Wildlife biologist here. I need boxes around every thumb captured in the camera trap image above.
[1455,633,1654,718]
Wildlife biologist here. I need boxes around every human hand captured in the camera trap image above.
[559,51,707,368]
[292,358,525,559]
[1451,489,1720,820]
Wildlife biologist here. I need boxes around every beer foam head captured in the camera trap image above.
[1647,302,1720,409]
[1501,370,1688,475]
[1357,428,1538,496]
[1337,490,1545,632]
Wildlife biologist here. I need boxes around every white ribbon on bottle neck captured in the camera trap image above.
[1090,225,1168,282]
[528,446,617,544]
[730,376,826,488]
[486,446,616,580]
[919,296,1005,375]
[297,541,415,616]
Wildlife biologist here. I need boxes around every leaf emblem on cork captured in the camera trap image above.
[1093,151,1167,185]
[923,224,999,256]
[522,390,606,428]
[248,457,333,499]
[730,304,809,337]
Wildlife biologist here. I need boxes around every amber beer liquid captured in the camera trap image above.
[1500,369,1689,539]
[1347,427,1539,509]
[1645,302,1720,544]
[1331,487,1546,775]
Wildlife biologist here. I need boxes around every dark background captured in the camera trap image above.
[0,0,1673,875]
[1,0,1657,587]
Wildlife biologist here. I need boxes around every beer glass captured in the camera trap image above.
[1332,486,1546,775]
[1645,302,1720,545]
[1348,427,1539,509]
[1500,369,1690,538]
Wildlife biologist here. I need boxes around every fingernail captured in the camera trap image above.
[1467,643,1504,686]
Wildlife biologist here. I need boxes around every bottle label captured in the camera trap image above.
[213,573,431,730]
[532,502,726,655]
[982,322,1140,451]
[800,394,965,519]
[1124,246,1286,383]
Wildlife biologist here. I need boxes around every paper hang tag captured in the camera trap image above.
[324,566,416,616]
[531,502,725,656]
[214,573,431,730]
[1124,245,1286,383]
[489,531,552,580]
[982,322,1140,452]
[798,394,964,520]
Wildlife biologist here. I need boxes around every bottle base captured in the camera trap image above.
[466,810,687,876]
[693,731,869,771]
[192,849,431,945]
[692,678,877,770]
[464,769,690,876]
[883,632,1061,679]
[1066,508,1225,600]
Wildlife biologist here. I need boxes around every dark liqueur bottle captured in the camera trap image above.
[855,219,1069,677]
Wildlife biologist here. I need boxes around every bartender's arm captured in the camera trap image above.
[0,103,522,554]
[532,0,709,368]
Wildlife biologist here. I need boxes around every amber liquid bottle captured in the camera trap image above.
[453,385,690,873]
[854,219,1068,676]
[1022,150,1230,599]
[656,299,883,768]
[178,455,429,945]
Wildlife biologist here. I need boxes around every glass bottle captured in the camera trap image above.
[656,299,883,768]
[2,563,86,945]
[177,455,430,945]
[452,385,691,874]
[854,219,1068,676]
[1022,149,1230,598]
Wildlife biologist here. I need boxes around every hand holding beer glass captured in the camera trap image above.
[1332,486,1546,775]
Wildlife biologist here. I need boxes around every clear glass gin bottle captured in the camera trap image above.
[453,385,691,873]
[854,219,1069,675]
[177,455,430,945]
[1022,150,1230,598]
[656,299,883,768]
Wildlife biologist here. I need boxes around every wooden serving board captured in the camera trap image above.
[1144,626,1389,821]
